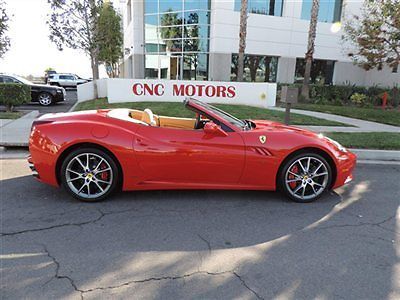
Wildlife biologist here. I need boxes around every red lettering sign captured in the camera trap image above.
[134,82,236,98]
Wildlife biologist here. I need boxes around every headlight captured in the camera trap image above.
[324,136,347,153]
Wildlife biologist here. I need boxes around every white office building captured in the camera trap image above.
[119,0,399,87]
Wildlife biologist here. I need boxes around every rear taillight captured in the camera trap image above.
[31,120,53,131]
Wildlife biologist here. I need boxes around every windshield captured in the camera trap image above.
[189,99,249,130]
[12,75,33,85]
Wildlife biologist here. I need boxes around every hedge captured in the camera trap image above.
[278,83,400,107]
[0,83,31,112]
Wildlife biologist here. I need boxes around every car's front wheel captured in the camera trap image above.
[60,148,119,202]
[278,152,332,203]
[38,92,53,106]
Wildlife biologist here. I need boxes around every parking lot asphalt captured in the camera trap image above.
[1,161,399,300]
[1,90,77,114]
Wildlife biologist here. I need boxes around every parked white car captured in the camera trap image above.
[48,73,89,88]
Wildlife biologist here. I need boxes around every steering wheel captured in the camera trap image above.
[194,113,201,129]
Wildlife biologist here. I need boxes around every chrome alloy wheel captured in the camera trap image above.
[38,93,52,106]
[65,153,113,200]
[284,156,329,201]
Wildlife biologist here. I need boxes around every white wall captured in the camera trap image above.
[77,81,95,102]
[97,79,108,98]
[77,79,277,108]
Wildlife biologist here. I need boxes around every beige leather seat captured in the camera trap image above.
[141,109,157,126]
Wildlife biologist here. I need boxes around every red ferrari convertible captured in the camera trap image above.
[28,98,356,203]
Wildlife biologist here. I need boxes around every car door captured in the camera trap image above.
[58,75,68,87]
[134,125,245,185]
[68,75,77,87]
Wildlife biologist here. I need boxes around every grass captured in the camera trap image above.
[293,103,400,127]
[0,111,24,119]
[326,132,400,150]
[75,98,349,126]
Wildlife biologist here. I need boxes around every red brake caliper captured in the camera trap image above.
[100,163,109,181]
[288,165,299,189]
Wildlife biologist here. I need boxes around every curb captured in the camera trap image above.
[351,149,400,161]
[0,110,39,147]
[68,100,80,112]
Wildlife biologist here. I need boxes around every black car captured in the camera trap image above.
[0,74,66,106]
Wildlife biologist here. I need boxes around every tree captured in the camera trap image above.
[301,0,320,100]
[237,0,248,82]
[160,10,182,51]
[343,0,400,72]
[184,12,200,79]
[97,1,123,78]
[263,56,272,82]
[0,0,10,59]
[47,0,102,80]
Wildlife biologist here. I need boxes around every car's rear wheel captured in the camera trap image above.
[60,148,119,202]
[38,92,53,106]
[278,152,332,203]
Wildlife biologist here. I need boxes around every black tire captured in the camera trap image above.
[38,92,53,106]
[60,148,119,202]
[278,152,332,203]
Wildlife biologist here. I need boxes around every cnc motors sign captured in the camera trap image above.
[107,79,277,107]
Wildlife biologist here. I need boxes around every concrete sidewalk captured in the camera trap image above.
[270,107,400,133]
[0,111,39,147]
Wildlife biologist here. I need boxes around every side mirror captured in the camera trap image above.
[203,121,228,137]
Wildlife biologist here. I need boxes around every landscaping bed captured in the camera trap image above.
[75,98,349,127]
[292,103,400,127]
[0,111,25,119]
[325,132,400,150]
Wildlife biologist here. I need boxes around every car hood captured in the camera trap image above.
[252,120,318,137]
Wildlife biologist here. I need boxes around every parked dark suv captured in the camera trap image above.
[0,74,66,106]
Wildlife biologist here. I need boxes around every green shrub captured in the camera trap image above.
[0,83,31,112]
[350,93,368,106]
[278,84,399,107]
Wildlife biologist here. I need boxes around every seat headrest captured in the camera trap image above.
[142,108,156,126]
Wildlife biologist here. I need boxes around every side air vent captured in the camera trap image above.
[250,147,272,156]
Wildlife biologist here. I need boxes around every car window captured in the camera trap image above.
[48,74,54,79]
[3,76,19,83]
[0,76,4,83]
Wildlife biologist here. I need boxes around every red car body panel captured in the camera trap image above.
[28,100,356,193]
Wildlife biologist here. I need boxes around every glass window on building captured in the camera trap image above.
[295,58,335,85]
[301,0,343,23]
[230,54,278,82]
[144,0,211,80]
[234,0,284,17]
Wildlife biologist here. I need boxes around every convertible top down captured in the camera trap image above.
[28,98,356,203]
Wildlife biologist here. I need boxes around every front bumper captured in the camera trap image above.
[333,151,357,189]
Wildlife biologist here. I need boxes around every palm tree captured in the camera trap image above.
[301,0,320,100]
[237,0,248,82]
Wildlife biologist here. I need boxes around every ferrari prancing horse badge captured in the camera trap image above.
[259,135,266,144]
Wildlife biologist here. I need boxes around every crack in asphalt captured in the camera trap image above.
[316,214,397,233]
[197,234,212,253]
[41,244,84,300]
[79,270,234,295]
[233,271,264,300]
[0,207,139,236]
[40,242,262,299]
[0,202,249,237]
